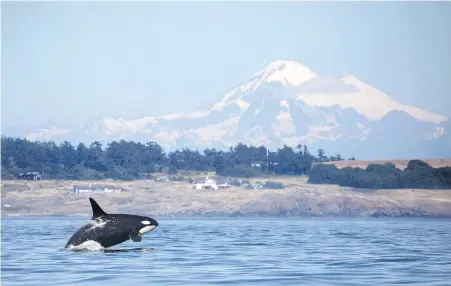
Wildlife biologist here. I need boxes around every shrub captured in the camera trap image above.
[169,175,184,181]
[229,179,242,186]
[263,181,285,189]
[307,160,451,189]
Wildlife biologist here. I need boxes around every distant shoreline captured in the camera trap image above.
[2,177,451,219]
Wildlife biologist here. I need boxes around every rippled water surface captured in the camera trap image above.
[2,217,451,285]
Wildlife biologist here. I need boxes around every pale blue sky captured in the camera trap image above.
[2,1,451,127]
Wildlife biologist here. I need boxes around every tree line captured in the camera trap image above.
[308,160,451,189]
[1,136,352,180]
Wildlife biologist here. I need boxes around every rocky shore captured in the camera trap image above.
[2,177,451,218]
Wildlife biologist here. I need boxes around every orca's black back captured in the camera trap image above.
[65,214,148,248]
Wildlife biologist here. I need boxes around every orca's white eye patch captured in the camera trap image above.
[141,220,151,225]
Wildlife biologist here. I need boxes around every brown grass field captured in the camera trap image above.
[2,170,451,218]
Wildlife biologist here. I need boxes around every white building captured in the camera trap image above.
[73,184,122,195]
[192,176,230,190]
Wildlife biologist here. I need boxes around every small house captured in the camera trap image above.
[192,177,207,190]
[73,184,122,195]
[211,176,230,188]
[191,176,230,190]
[16,172,41,180]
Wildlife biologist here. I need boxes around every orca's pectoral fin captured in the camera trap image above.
[130,231,142,242]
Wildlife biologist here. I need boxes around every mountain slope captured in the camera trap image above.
[3,60,449,159]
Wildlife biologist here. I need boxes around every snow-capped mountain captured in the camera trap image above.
[3,60,450,159]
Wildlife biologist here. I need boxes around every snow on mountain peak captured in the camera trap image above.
[245,60,317,92]
[295,74,448,124]
[266,60,317,86]
[210,60,317,111]
[210,60,318,112]
[341,74,372,91]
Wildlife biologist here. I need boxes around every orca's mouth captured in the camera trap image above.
[139,225,157,235]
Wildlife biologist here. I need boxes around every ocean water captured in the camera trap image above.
[1,217,451,286]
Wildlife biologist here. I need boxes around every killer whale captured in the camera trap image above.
[65,198,159,249]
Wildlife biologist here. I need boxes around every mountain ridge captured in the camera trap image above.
[2,60,449,159]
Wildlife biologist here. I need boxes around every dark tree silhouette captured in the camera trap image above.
[2,136,348,181]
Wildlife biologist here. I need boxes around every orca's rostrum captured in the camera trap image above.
[65,198,159,249]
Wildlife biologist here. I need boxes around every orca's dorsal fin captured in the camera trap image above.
[89,198,107,219]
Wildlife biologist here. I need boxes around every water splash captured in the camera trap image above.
[61,240,154,253]
[62,240,104,252]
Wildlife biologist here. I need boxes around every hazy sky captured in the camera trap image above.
[2,1,451,128]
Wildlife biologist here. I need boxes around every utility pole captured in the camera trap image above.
[266,146,269,173]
